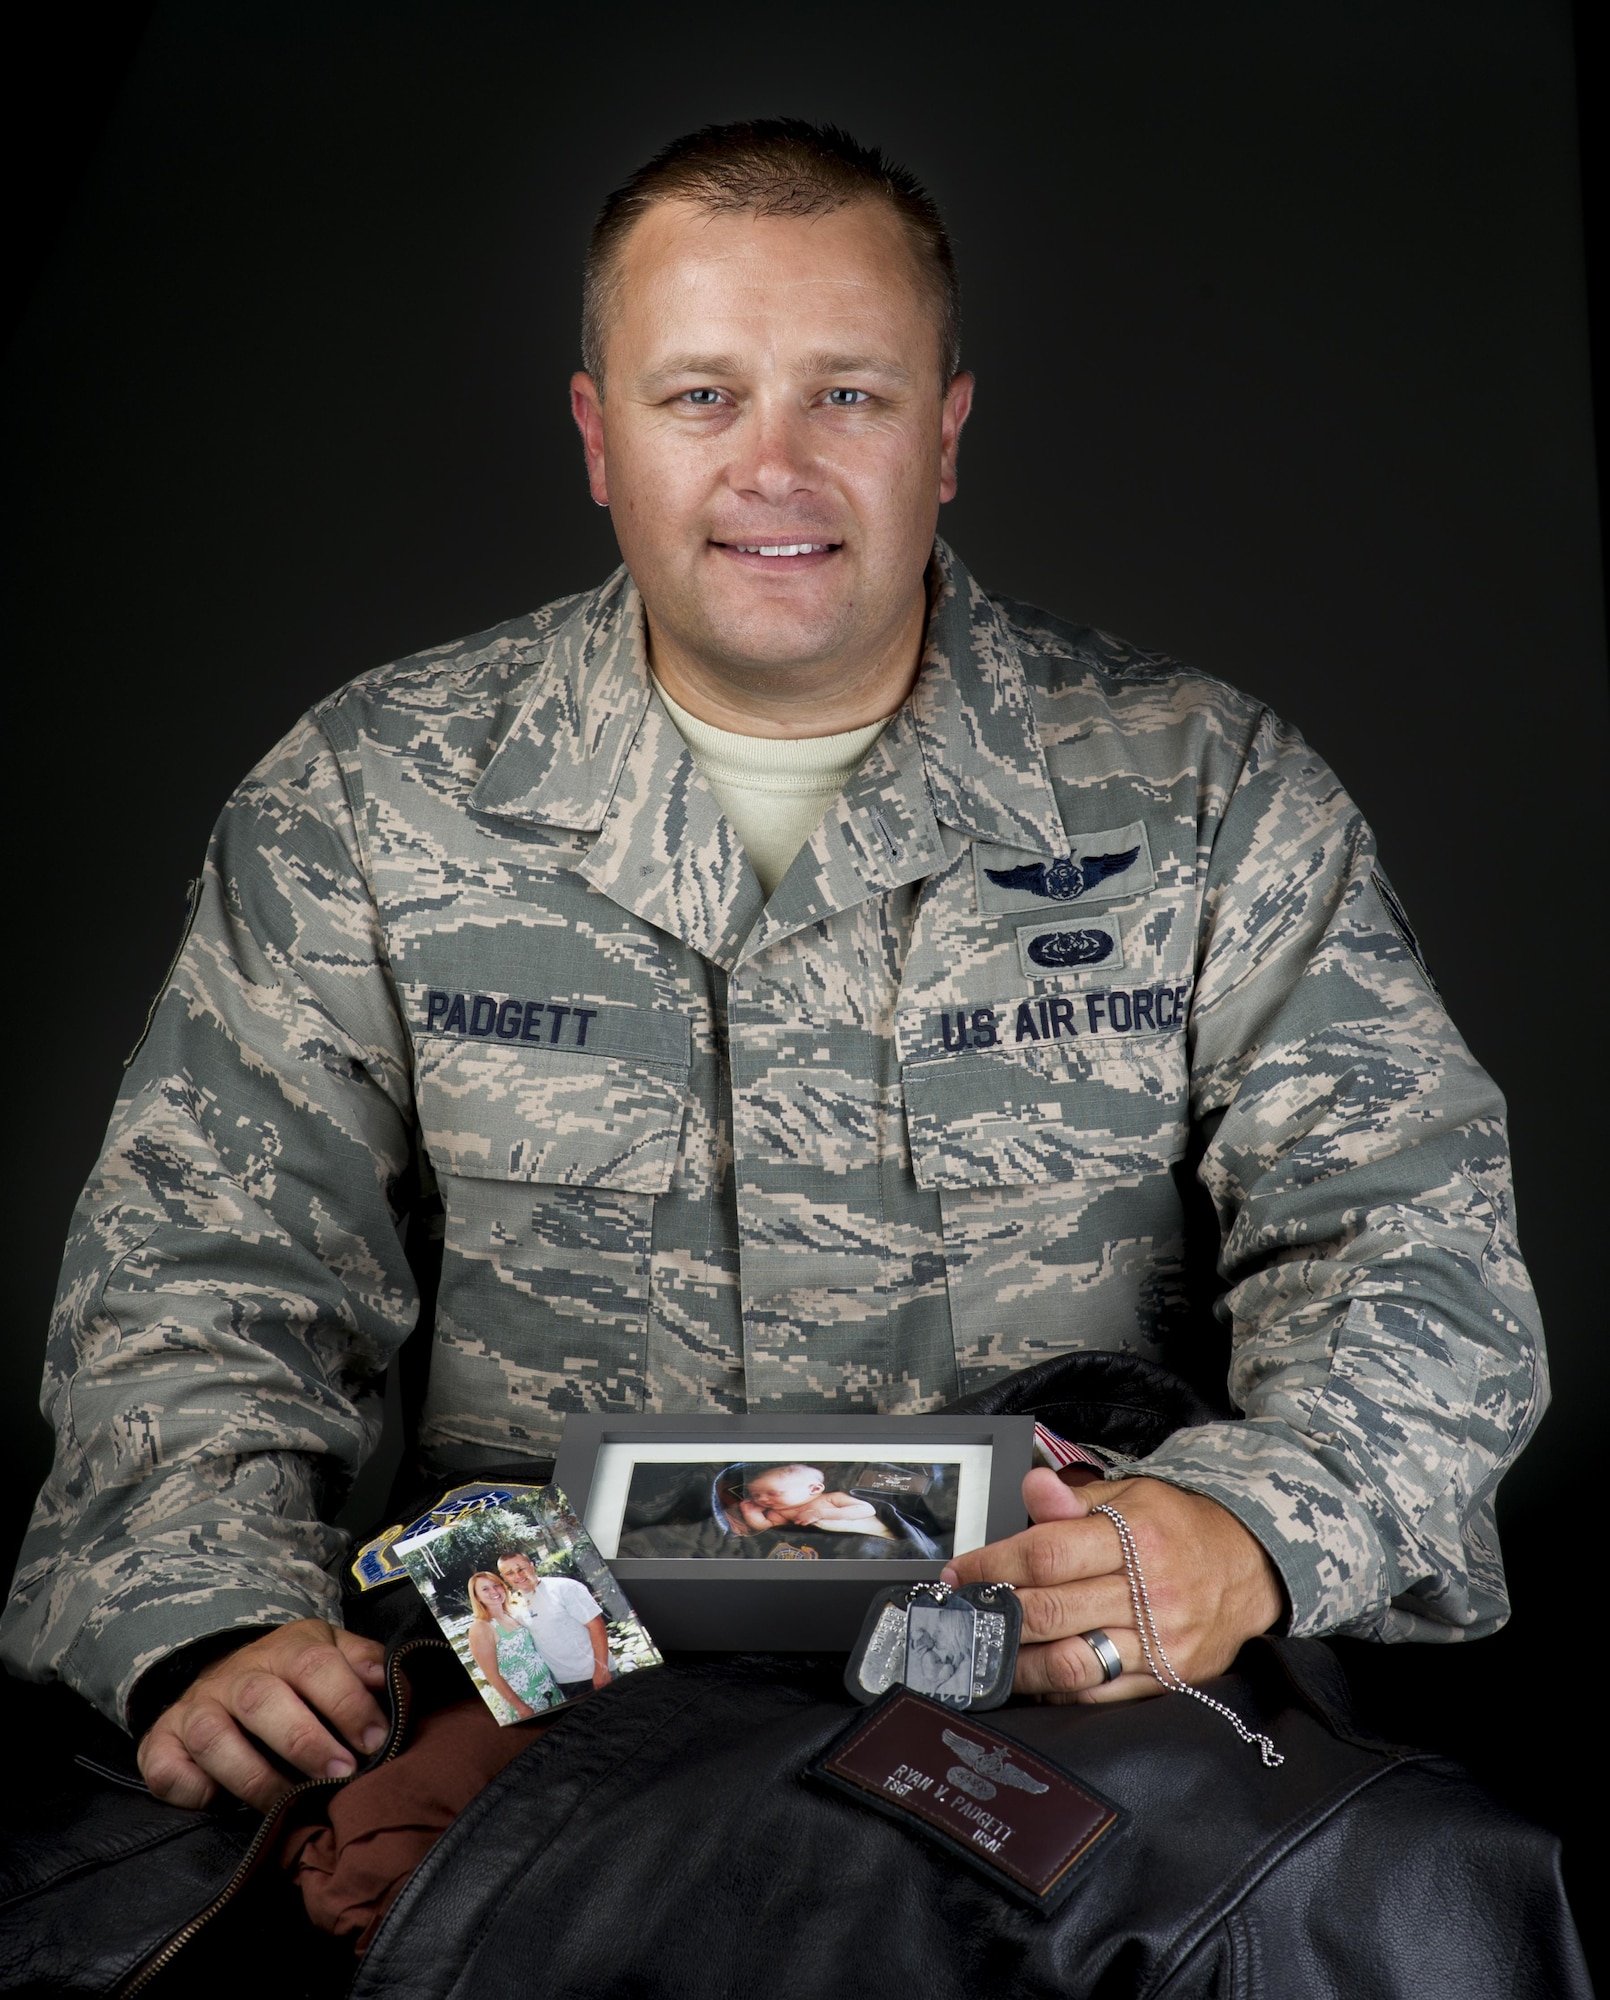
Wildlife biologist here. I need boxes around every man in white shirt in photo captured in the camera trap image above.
[495,1553,613,1701]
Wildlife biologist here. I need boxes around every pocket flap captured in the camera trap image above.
[902,1050,1187,1190]
[418,1036,689,1194]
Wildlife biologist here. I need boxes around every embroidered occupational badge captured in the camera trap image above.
[1015,914,1126,981]
[984,848,1140,902]
[1025,927,1114,967]
[974,822,1156,918]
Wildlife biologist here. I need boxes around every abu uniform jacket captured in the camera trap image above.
[0,545,1546,1724]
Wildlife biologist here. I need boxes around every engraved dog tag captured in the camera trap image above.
[972,1610,1006,1694]
[845,1582,1020,1711]
[855,1598,910,1697]
[905,1593,976,1708]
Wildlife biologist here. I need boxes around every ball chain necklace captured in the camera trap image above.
[1094,1502,1284,1769]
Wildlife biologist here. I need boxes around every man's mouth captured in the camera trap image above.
[729,542,834,556]
[711,539,841,566]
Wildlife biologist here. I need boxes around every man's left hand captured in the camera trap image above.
[942,1472,1284,1703]
[592,1663,613,1690]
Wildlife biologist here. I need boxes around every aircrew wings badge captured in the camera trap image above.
[974,822,1155,918]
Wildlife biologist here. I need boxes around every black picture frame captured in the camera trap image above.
[552,1414,1036,1651]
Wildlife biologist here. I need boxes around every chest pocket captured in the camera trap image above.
[900,1038,1188,1189]
[411,1015,693,1447]
[416,1029,691,1194]
[900,1037,1191,1398]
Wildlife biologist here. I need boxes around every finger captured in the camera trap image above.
[227,1667,364,1781]
[1022,1466,1095,1522]
[334,1627,387,1689]
[944,1512,1123,1591]
[283,1635,390,1755]
[137,1720,219,1810]
[1072,1662,1171,1706]
[175,1694,304,1810]
[1015,1574,1138,1647]
[1015,1627,1155,1703]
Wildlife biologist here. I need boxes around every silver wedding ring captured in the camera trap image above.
[1080,1628,1123,1683]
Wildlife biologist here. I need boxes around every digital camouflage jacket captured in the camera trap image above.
[0,545,1547,1725]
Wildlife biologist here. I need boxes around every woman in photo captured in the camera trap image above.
[465,1571,560,1720]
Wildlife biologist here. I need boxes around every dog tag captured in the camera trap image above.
[845,1582,1020,1711]
[854,1598,910,1697]
[904,1591,977,1708]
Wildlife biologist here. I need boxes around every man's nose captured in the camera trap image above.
[726,399,818,505]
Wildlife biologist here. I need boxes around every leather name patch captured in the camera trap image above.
[809,1689,1120,1910]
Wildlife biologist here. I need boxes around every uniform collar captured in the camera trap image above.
[909,542,1064,855]
[468,546,1064,966]
[469,542,1064,858]
[468,565,652,831]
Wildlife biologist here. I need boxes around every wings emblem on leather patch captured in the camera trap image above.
[942,1728,1051,1801]
[984,848,1140,902]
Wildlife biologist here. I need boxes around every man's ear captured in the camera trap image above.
[938,370,975,505]
[570,371,609,507]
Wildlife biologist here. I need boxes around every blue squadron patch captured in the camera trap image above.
[973,822,1156,919]
[1016,919,1122,979]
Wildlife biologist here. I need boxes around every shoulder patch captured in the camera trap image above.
[124,877,202,1069]
[1371,868,1439,995]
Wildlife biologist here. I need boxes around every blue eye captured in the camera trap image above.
[825,388,868,406]
[683,388,723,405]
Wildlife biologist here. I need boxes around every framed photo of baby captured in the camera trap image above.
[395,1487,662,1725]
[553,1415,1036,1650]
[616,1457,957,1560]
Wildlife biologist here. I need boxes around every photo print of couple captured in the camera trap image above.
[396,1487,662,1725]
[615,1458,959,1561]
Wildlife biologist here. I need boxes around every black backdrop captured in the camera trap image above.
[4,0,1605,1962]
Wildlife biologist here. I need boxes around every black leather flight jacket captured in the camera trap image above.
[0,1356,1589,1998]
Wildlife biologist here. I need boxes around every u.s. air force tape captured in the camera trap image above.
[808,1688,1121,1911]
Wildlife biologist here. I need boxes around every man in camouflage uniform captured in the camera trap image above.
[1,120,1545,1815]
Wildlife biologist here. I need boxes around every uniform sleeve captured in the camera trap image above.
[1133,710,1547,1641]
[0,714,421,1725]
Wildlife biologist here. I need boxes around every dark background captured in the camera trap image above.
[4,0,1605,1967]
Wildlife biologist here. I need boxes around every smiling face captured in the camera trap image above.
[497,1553,539,1593]
[472,1574,509,1614]
[570,199,972,730]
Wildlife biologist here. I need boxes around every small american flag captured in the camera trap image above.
[1033,1422,1107,1473]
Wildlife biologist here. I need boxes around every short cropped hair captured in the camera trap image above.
[581,118,961,386]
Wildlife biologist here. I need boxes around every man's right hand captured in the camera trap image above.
[136,1618,389,1811]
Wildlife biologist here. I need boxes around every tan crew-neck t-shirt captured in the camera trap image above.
[653,679,892,898]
